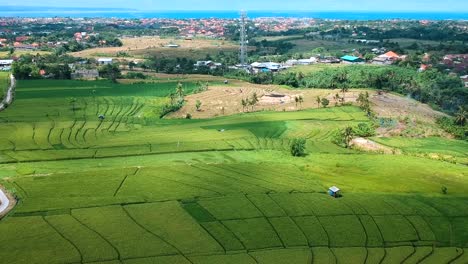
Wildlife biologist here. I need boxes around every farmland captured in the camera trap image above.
[0,72,9,98]
[70,36,239,60]
[0,77,467,264]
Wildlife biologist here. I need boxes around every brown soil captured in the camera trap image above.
[71,36,237,59]
[167,82,348,118]
[350,137,400,154]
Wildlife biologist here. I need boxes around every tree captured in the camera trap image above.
[343,126,354,148]
[294,96,299,108]
[250,92,259,111]
[340,86,349,103]
[332,126,354,148]
[176,82,184,100]
[241,98,248,112]
[454,106,467,126]
[290,138,306,157]
[316,96,321,108]
[298,96,304,109]
[321,98,330,108]
[98,64,121,83]
[356,91,371,115]
[196,100,202,111]
[69,97,77,113]
[333,93,341,106]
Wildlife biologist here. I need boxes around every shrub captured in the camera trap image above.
[441,186,448,195]
[321,98,330,108]
[354,123,376,137]
[332,126,354,148]
[436,116,467,140]
[290,138,307,157]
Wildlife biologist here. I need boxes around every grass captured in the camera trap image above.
[0,71,9,98]
[0,78,467,263]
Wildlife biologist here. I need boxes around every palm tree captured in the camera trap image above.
[176,82,184,100]
[455,106,467,126]
[241,99,248,112]
[69,97,77,113]
[250,92,259,111]
[316,96,321,108]
[343,126,354,148]
[340,87,349,103]
[169,93,176,105]
[298,96,304,109]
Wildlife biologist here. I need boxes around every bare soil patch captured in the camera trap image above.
[350,137,400,154]
[71,36,238,59]
[167,82,347,118]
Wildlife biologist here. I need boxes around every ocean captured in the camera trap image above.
[0,9,467,20]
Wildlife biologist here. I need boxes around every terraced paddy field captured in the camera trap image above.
[0,78,467,264]
[0,71,9,98]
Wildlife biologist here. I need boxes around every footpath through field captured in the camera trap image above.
[0,74,16,111]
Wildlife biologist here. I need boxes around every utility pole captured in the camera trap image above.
[240,10,248,66]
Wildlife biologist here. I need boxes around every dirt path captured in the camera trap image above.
[0,185,16,218]
[0,74,16,112]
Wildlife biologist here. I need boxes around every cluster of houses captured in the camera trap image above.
[193,60,223,70]
[239,51,404,74]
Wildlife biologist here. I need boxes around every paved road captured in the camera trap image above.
[0,188,10,215]
[0,74,16,111]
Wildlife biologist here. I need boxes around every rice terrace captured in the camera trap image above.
[1,3,468,264]
[0,72,466,264]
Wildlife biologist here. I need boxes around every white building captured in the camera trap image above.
[0,60,13,71]
[98,58,113,65]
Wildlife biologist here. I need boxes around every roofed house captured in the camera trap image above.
[373,51,401,65]
[341,55,364,64]
[250,62,283,73]
[328,186,341,198]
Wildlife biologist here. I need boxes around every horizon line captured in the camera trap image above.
[1,6,468,13]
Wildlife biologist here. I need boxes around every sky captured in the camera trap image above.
[2,0,468,12]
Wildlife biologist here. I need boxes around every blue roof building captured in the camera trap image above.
[341,55,364,64]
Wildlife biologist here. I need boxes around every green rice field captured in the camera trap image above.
[0,79,467,263]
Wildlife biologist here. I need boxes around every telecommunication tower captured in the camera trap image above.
[239,10,248,66]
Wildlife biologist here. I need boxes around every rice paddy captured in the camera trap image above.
[0,78,466,263]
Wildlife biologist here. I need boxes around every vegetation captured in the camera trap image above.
[229,65,466,114]
[0,77,467,262]
[290,138,307,157]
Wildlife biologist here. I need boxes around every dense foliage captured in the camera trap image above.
[290,138,307,157]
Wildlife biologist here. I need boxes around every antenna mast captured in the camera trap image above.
[240,10,248,66]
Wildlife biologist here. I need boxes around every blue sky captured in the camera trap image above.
[3,0,468,12]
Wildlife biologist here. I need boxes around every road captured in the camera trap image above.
[0,74,16,111]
